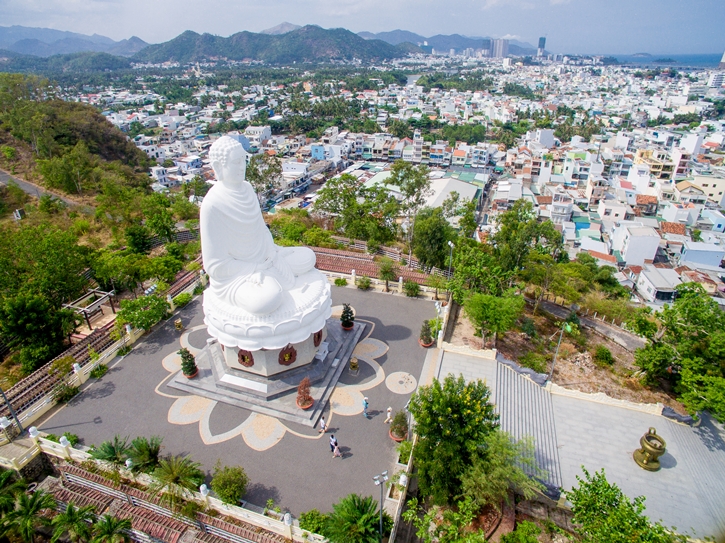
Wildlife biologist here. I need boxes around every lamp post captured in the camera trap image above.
[547,321,572,383]
[447,241,455,279]
[372,470,388,542]
[0,387,23,434]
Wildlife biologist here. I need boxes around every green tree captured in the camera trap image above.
[299,509,329,536]
[388,160,431,259]
[0,470,26,515]
[115,295,170,332]
[448,241,512,303]
[412,207,454,270]
[39,141,95,195]
[143,194,176,243]
[51,503,96,543]
[91,515,132,543]
[377,257,398,293]
[408,374,499,504]
[387,119,412,139]
[457,199,478,239]
[211,462,249,505]
[144,255,183,283]
[90,435,130,467]
[127,436,163,473]
[464,292,524,347]
[324,494,384,543]
[500,521,541,543]
[124,224,152,254]
[246,153,283,205]
[2,489,57,543]
[521,252,557,314]
[149,455,205,511]
[566,468,685,543]
[461,430,545,512]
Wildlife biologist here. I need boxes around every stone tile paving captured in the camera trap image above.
[437,349,725,541]
[37,287,435,517]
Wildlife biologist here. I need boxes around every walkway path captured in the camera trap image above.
[436,348,725,541]
[0,168,81,207]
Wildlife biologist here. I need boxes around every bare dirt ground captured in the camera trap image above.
[449,304,686,414]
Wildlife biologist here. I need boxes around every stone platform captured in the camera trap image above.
[168,317,365,427]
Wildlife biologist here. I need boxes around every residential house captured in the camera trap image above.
[610,224,661,266]
[597,199,633,221]
[636,264,682,303]
[675,181,707,205]
[687,172,725,208]
[679,241,725,269]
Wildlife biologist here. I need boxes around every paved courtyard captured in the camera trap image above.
[438,348,725,541]
[38,286,436,516]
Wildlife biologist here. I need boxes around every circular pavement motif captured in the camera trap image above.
[385,372,417,395]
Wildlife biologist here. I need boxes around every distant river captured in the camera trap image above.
[612,54,721,68]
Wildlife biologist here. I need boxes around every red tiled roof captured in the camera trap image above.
[636,194,658,205]
[660,222,687,235]
[584,250,617,263]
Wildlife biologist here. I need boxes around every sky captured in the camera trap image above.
[1,0,724,55]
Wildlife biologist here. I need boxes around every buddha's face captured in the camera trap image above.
[216,142,247,187]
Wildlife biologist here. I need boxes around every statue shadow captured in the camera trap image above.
[244,483,281,506]
[359,316,411,342]
[659,451,678,469]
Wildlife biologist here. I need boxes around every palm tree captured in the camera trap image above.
[377,257,398,293]
[324,494,380,543]
[90,435,130,467]
[91,515,131,543]
[127,436,163,473]
[149,455,204,511]
[51,503,96,543]
[0,470,27,514]
[2,489,56,543]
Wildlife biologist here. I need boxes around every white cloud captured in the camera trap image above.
[500,34,521,40]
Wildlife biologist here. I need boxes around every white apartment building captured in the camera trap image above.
[611,224,661,266]
[688,172,725,208]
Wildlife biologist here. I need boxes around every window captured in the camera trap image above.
[604,209,612,216]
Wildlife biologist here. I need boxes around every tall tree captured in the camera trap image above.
[91,515,132,543]
[377,257,398,293]
[464,292,524,347]
[149,455,205,511]
[408,374,499,505]
[324,494,383,543]
[2,490,57,543]
[51,503,96,543]
[388,160,431,262]
[412,207,454,271]
[246,153,282,205]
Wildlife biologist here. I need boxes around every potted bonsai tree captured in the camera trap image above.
[419,321,434,347]
[178,347,198,378]
[340,304,355,330]
[389,410,408,442]
[296,377,314,410]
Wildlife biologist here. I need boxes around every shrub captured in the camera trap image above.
[520,317,537,338]
[173,293,193,307]
[297,377,313,407]
[299,509,328,535]
[403,280,420,297]
[356,275,371,290]
[519,352,547,374]
[178,348,197,376]
[340,304,354,327]
[420,321,433,344]
[396,440,412,464]
[90,364,108,379]
[429,318,442,337]
[70,219,91,236]
[53,383,80,403]
[193,284,204,295]
[45,432,80,446]
[565,311,580,327]
[334,277,348,287]
[117,345,132,356]
[1,146,16,160]
[390,411,408,439]
[500,520,541,543]
[593,345,614,366]
[211,462,249,505]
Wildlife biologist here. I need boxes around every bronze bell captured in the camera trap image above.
[633,427,666,471]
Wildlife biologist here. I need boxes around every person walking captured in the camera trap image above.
[329,434,337,454]
[333,441,342,458]
[362,397,369,418]
[384,406,392,424]
[319,416,327,433]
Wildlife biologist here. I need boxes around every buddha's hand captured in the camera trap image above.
[254,257,274,273]
[249,271,264,285]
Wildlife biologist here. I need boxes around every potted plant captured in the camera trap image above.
[178,347,198,378]
[340,304,355,330]
[296,377,314,410]
[389,411,408,442]
[419,321,434,347]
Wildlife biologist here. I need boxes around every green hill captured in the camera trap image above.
[134,25,418,64]
[0,50,131,73]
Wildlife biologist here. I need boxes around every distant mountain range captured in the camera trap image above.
[133,25,417,64]
[358,29,538,55]
[0,25,147,57]
[260,22,301,35]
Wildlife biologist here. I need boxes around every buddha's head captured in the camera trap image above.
[209,136,247,188]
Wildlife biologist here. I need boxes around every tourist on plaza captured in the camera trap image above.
[329,434,337,453]
[333,442,342,458]
[384,406,392,424]
[362,397,369,417]
[319,416,327,433]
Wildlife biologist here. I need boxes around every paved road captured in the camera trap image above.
[0,168,80,208]
[38,287,436,516]
[536,299,647,352]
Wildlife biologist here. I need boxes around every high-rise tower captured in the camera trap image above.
[537,37,546,58]
[719,50,725,69]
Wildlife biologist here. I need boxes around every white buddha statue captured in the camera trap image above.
[200,136,331,352]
